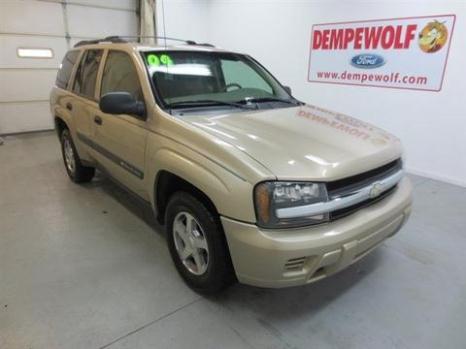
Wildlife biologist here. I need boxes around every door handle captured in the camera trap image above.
[66,102,73,111]
[94,115,103,125]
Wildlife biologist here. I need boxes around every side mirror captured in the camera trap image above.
[99,92,145,117]
[283,86,292,95]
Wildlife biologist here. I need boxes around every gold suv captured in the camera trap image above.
[50,37,412,293]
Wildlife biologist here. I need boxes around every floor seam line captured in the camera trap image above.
[97,297,202,349]
[413,178,431,187]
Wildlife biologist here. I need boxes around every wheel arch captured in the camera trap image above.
[154,170,220,225]
[54,114,93,164]
[54,115,69,137]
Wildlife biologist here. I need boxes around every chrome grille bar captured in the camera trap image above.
[276,169,403,219]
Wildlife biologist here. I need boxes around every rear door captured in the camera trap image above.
[70,49,104,157]
[52,49,81,130]
[92,50,148,198]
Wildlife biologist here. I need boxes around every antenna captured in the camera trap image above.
[160,0,172,114]
[161,0,168,50]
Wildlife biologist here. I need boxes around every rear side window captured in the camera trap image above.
[100,51,143,101]
[73,49,103,99]
[56,50,80,89]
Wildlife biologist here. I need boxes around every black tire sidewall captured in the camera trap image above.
[166,192,233,293]
[60,129,78,181]
[60,128,94,183]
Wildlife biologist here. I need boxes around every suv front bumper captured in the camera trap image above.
[222,177,412,288]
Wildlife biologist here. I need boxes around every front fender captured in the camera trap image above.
[145,143,257,223]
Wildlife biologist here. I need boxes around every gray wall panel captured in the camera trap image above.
[0,102,52,134]
[0,0,138,134]
[67,4,138,39]
[0,36,66,69]
[0,70,57,102]
[0,1,64,35]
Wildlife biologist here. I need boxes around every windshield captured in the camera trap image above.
[142,50,295,110]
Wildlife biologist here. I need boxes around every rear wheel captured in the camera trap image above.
[166,192,235,294]
[60,129,95,183]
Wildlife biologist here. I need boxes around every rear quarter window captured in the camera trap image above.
[56,50,80,89]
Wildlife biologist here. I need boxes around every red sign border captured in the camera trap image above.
[307,14,456,92]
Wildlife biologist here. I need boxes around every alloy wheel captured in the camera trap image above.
[63,137,76,174]
[172,211,210,275]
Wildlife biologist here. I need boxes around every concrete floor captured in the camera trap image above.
[1,131,465,349]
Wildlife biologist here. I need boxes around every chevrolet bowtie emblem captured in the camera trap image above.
[369,182,384,199]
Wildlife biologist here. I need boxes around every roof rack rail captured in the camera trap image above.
[124,36,215,47]
[73,36,215,48]
[193,42,215,47]
[74,36,127,47]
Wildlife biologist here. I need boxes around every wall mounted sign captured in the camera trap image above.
[308,14,456,91]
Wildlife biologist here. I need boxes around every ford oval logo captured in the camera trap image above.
[350,54,385,69]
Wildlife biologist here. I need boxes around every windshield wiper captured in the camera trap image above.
[166,99,256,110]
[239,97,301,105]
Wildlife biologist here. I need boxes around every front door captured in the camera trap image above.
[92,50,148,198]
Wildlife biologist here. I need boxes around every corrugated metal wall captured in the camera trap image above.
[0,0,138,135]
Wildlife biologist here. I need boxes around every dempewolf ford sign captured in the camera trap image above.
[308,15,455,91]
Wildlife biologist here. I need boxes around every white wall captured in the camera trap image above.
[158,0,466,187]
[156,0,209,43]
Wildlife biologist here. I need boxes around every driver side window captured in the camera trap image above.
[221,60,273,93]
[101,51,143,101]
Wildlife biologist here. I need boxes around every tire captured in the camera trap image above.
[166,192,235,294]
[60,128,95,183]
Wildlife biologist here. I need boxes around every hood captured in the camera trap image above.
[184,104,402,180]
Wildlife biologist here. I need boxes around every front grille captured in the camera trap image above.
[327,158,402,197]
[327,158,402,221]
[330,185,397,220]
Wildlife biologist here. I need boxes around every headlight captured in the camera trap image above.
[254,181,329,228]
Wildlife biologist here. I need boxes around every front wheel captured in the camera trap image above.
[60,129,95,183]
[166,192,235,294]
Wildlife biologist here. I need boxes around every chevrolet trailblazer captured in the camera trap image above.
[50,37,412,293]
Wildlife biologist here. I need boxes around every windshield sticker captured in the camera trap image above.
[160,54,173,65]
[147,53,174,67]
[147,54,160,66]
